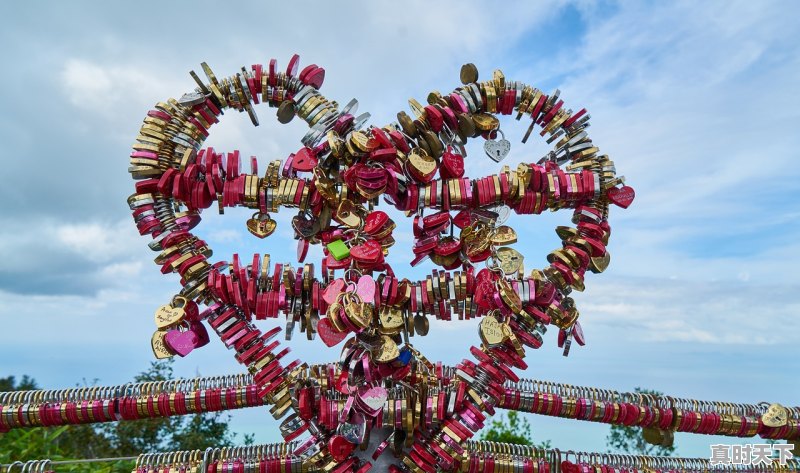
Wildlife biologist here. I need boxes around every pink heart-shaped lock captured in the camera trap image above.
[322,278,346,305]
[189,321,210,348]
[356,275,376,305]
[164,329,199,357]
[357,385,388,416]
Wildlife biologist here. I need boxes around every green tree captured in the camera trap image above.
[0,375,38,392]
[605,387,676,456]
[479,411,552,449]
[0,376,111,465]
[1,360,252,472]
[99,360,253,454]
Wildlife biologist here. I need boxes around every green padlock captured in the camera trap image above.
[327,239,350,261]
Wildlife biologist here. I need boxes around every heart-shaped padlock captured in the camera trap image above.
[484,128,511,162]
[163,323,199,357]
[246,212,276,238]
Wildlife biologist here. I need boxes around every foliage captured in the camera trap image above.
[605,387,676,456]
[0,360,252,472]
[479,411,552,449]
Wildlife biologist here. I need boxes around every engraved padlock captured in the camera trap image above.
[484,128,511,162]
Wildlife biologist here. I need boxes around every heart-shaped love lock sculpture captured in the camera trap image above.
[128,55,632,471]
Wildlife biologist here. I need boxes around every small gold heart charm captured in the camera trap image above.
[151,330,174,359]
[379,306,405,333]
[344,301,371,329]
[407,148,438,181]
[496,247,524,273]
[762,403,788,428]
[479,315,507,347]
[154,303,185,329]
[335,199,363,229]
[373,335,400,363]
[491,225,518,246]
[642,427,664,445]
[246,213,276,238]
[589,252,611,273]
[462,225,491,257]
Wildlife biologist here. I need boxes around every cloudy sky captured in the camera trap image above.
[1,0,798,459]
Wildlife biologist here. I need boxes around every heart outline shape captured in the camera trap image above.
[129,56,627,471]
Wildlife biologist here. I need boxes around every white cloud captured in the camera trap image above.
[62,59,164,113]
[486,0,800,292]
[207,229,244,245]
[98,260,143,280]
[0,218,147,296]
[56,221,140,263]
[62,59,113,104]
[550,0,800,220]
[581,276,800,345]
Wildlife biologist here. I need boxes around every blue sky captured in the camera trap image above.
[1,0,798,459]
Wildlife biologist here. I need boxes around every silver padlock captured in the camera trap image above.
[484,128,511,162]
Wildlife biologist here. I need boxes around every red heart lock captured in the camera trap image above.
[286,53,300,77]
[412,236,438,255]
[433,238,462,256]
[182,299,200,321]
[292,147,318,172]
[606,185,635,209]
[440,148,465,178]
[368,148,396,162]
[322,278,346,305]
[557,328,567,348]
[369,127,394,148]
[355,167,386,182]
[303,66,326,88]
[474,271,498,310]
[333,114,354,134]
[573,320,586,346]
[298,64,315,82]
[350,240,382,264]
[422,211,451,230]
[384,168,399,197]
[325,252,352,270]
[189,321,210,348]
[298,386,314,420]
[342,165,361,190]
[328,435,356,462]
[364,211,389,234]
[453,210,473,229]
[317,318,348,347]
[468,247,492,263]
